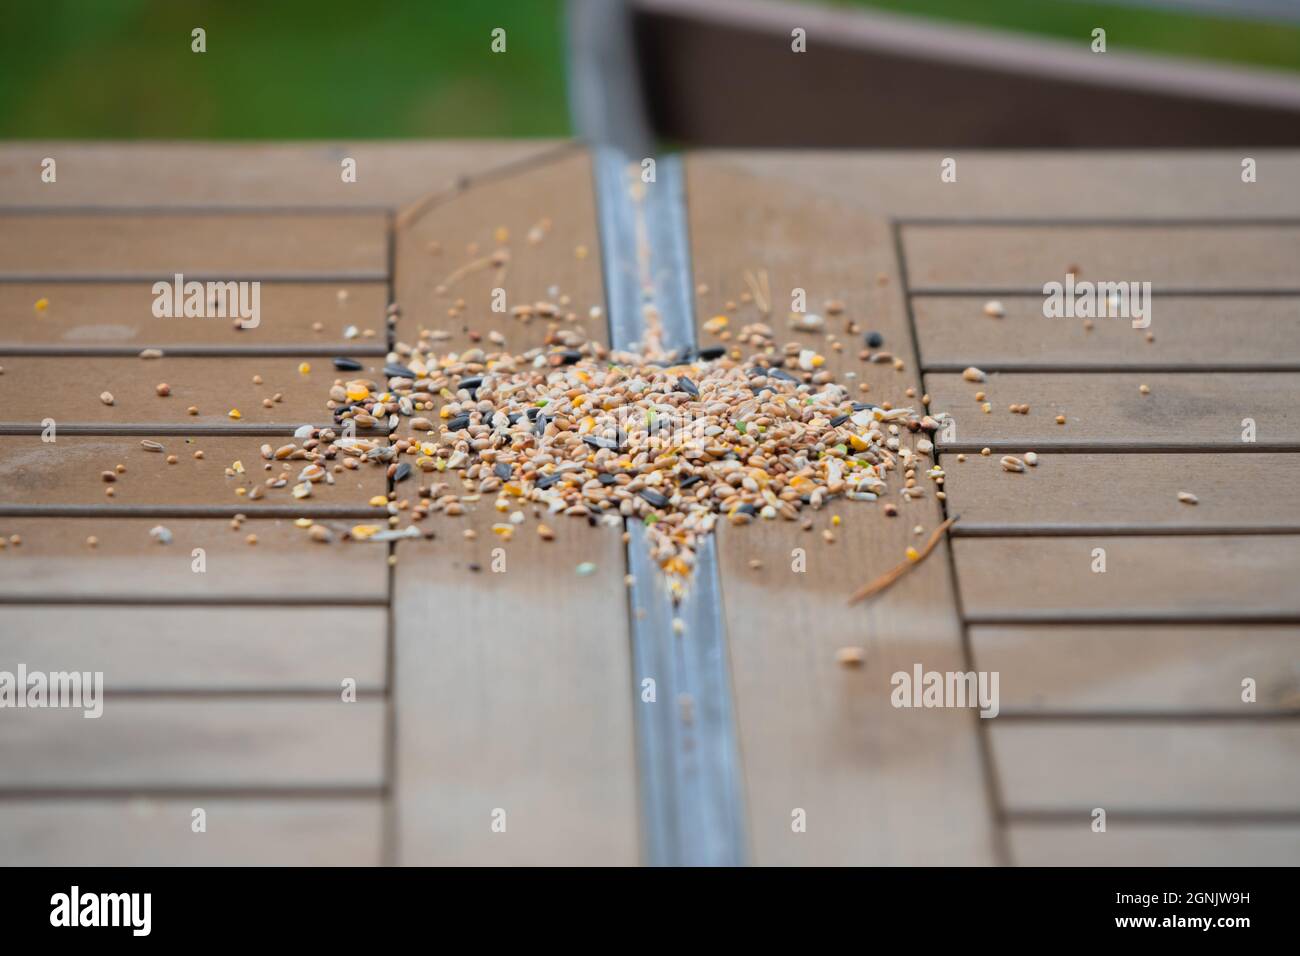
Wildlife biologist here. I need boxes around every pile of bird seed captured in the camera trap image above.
[283,339,953,579]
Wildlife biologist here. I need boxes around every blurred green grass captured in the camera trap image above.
[2,0,1297,140]
[0,0,572,138]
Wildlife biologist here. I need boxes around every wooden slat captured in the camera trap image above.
[393,526,637,866]
[903,224,1300,291]
[390,151,638,865]
[0,435,386,511]
[0,798,383,866]
[954,536,1300,620]
[0,355,383,430]
[0,213,387,279]
[686,155,996,865]
[670,152,1300,220]
[0,281,390,351]
[1008,822,1300,866]
[0,517,388,600]
[914,295,1300,370]
[927,372,1300,449]
[942,453,1300,533]
[971,625,1300,713]
[0,606,386,692]
[0,700,385,789]
[991,722,1300,812]
[0,142,561,209]
[394,150,605,348]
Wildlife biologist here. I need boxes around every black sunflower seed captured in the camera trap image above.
[698,347,725,360]
[582,435,618,451]
[864,331,884,348]
[458,376,483,393]
[639,489,670,508]
[768,368,799,383]
[384,363,415,379]
[493,463,512,480]
[535,473,564,489]
[447,414,471,431]
[332,357,363,372]
[676,376,699,397]
[830,413,851,427]
[735,503,758,516]
[679,475,703,489]
[393,462,412,483]
[549,349,582,366]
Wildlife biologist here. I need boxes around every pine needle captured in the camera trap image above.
[847,516,958,605]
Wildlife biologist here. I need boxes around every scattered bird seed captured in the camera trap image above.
[140,440,164,453]
[99,391,114,406]
[1177,491,1199,505]
[962,367,986,383]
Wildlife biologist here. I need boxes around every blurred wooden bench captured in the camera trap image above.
[1,143,1298,865]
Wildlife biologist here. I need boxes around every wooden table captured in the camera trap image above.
[1,144,1297,865]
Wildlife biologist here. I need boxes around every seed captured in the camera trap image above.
[228,409,242,419]
[1139,384,1150,395]
[141,440,164,452]
[865,331,884,348]
[86,536,98,548]
[155,383,170,397]
[962,366,986,382]
[982,300,1005,318]
[99,391,114,405]
[1177,491,1199,505]
[299,363,311,375]
[576,562,597,576]
[34,297,50,312]
[139,348,164,359]
[188,406,199,416]
[101,471,116,483]
[1055,415,1066,425]
[980,447,991,457]
[835,647,866,667]
[1024,452,1038,466]
[1000,455,1025,473]
[537,524,555,541]
[309,524,334,543]
[194,451,204,460]
[149,525,172,545]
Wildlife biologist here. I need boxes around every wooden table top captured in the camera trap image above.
[1,143,1297,865]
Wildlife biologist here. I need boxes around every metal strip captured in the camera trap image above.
[592,146,748,866]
